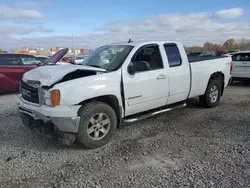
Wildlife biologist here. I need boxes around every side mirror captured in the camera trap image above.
[128,61,150,75]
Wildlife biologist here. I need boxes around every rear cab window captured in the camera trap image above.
[163,43,182,67]
[232,53,250,61]
[0,54,20,65]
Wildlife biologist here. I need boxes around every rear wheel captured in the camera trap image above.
[199,79,221,108]
[76,101,117,149]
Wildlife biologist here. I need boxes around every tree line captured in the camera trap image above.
[184,38,250,53]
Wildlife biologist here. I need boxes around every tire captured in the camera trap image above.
[76,101,117,149]
[199,79,221,108]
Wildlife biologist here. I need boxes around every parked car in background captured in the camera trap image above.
[19,40,231,149]
[69,55,88,64]
[187,52,202,56]
[58,57,76,64]
[0,49,74,92]
[228,50,239,54]
[76,56,88,64]
[229,51,250,85]
[216,50,228,56]
[223,51,238,57]
[199,51,216,57]
[35,55,49,62]
[0,53,41,91]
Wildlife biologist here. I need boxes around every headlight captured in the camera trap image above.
[43,89,60,107]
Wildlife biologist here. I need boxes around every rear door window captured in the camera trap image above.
[163,44,182,67]
[0,54,19,65]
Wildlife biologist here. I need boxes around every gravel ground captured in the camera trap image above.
[0,83,250,188]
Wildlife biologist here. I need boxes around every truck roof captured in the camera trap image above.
[107,40,182,46]
[232,51,250,55]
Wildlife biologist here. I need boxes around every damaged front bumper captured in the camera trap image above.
[19,99,81,145]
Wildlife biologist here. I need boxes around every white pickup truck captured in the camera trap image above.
[19,40,231,149]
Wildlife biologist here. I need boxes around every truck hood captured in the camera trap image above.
[22,64,106,86]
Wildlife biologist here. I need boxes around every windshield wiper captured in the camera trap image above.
[84,64,108,72]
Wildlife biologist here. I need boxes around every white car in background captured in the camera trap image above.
[73,55,88,64]
[223,52,238,57]
[229,51,250,84]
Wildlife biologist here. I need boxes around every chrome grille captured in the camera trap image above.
[20,80,39,104]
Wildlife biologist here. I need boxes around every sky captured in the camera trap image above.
[0,0,250,50]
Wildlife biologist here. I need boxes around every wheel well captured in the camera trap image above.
[77,95,122,127]
[209,72,225,96]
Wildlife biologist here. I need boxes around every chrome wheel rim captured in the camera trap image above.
[209,85,219,103]
[87,113,110,140]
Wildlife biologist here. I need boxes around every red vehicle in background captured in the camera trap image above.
[60,57,76,64]
[0,48,72,92]
[0,54,41,91]
[56,57,76,65]
[216,50,228,56]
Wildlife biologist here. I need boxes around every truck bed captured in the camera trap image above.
[188,56,231,99]
[188,56,229,63]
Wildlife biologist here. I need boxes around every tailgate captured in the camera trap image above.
[232,61,250,72]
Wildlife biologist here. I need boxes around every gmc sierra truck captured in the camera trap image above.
[19,40,232,149]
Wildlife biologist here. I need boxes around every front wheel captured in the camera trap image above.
[199,79,221,108]
[76,101,117,149]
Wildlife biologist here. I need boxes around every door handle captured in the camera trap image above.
[157,74,167,79]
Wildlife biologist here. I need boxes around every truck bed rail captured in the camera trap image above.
[188,56,229,63]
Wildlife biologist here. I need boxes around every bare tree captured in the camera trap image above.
[185,38,250,53]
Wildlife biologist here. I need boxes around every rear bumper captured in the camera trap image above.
[231,77,250,82]
[231,72,250,79]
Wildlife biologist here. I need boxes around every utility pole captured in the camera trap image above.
[86,38,90,55]
[72,34,75,58]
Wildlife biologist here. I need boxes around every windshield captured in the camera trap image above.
[82,45,134,71]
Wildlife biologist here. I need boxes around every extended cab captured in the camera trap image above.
[19,41,232,149]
